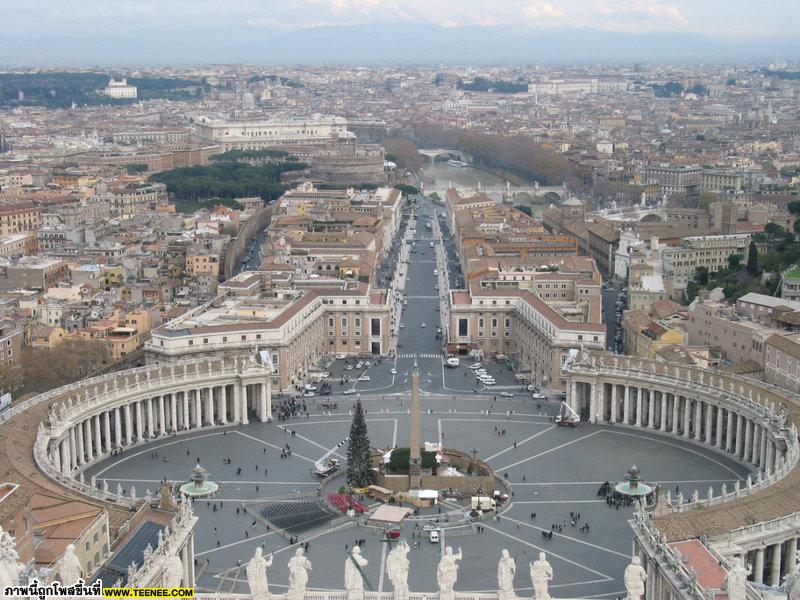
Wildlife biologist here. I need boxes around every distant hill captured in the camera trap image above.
[1,24,798,66]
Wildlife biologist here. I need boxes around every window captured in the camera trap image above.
[355,318,361,327]
[341,318,348,327]
[458,319,468,337]
[371,319,381,336]
[188,340,193,346]
[241,335,247,341]
[328,318,334,327]
[203,338,208,344]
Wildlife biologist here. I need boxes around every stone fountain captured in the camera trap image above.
[179,462,219,498]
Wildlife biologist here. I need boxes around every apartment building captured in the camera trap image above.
[686,293,797,367]
[145,277,391,391]
[622,300,689,359]
[192,115,353,151]
[644,164,701,197]
[448,285,605,391]
[663,233,750,295]
[0,202,41,236]
[764,333,800,393]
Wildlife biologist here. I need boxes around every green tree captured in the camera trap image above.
[746,240,759,275]
[728,253,743,270]
[515,204,533,217]
[788,201,800,215]
[393,184,420,196]
[346,400,373,487]
[694,266,709,285]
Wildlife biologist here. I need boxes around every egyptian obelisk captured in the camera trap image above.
[409,355,422,489]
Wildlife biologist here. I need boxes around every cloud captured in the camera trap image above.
[522,2,564,19]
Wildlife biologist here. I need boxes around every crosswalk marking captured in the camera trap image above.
[405,295,439,299]
[321,377,346,383]
[484,385,528,391]
[397,353,441,359]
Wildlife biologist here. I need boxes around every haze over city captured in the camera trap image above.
[1,2,800,600]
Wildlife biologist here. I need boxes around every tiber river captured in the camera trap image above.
[419,161,544,218]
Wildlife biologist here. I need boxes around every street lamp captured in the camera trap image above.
[470,445,479,460]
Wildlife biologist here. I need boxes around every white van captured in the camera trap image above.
[429,530,440,543]
[445,357,460,368]
[434,269,438,276]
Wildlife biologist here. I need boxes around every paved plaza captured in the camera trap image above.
[83,196,751,596]
[84,395,749,596]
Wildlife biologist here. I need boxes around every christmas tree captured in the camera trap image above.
[346,400,373,487]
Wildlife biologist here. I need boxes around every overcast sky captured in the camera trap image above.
[3,0,798,40]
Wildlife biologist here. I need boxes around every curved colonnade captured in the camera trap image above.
[566,350,800,595]
[37,357,273,493]
[0,357,272,591]
[10,349,800,597]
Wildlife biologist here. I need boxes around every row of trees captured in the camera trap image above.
[150,162,304,203]
[686,207,800,301]
[0,339,109,398]
[407,124,580,187]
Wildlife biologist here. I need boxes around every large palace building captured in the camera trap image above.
[145,277,391,391]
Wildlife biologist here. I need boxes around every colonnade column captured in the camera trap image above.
[114,408,123,448]
[205,387,214,425]
[75,421,85,464]
[60,439,71,475]
[260,384,269,422]
[158,396,166,435]
[146,398,154,438]
[68,427,77,467]
[93,415,102,456]
[194,390,202,429]
[103,412,112,454]
[588,383,597,424]
[787,539,797,579]
[754,548,765,584]
[682,397,691,438]
[770,543,783,587]
[671,394,680,434]
[659,392,667,432]
[220,386,228,425]
[182,391,190,430]
[715,406,724,449]
[124,404,133,445]
[725,409,734,451]
[694,400,703,441]
[623,385,630,425]
[744,419,753,462]
[705,403,714,444]
[647,390,655,429]
[135,401,144,441]
[239,384,248,425]
[610,384,617,424]
[736,415,745,457]
[635,388,643,427]
[170,394,178,432]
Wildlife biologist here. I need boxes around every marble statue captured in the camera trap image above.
[624,556,647,600]
[530,552,553,600]
[437,546,463,600]
[245,547,273,600]
[0,526,23,589]
[102,480,109,495]
[127,561,138,584]
[117,483,123,497]
[345,546,368,599]
[723,555,750,600]
[163,552,184,589]
[57,544,83,585]
[497,549,516,600]
[287,548,312,600]
[386,539,410,600]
